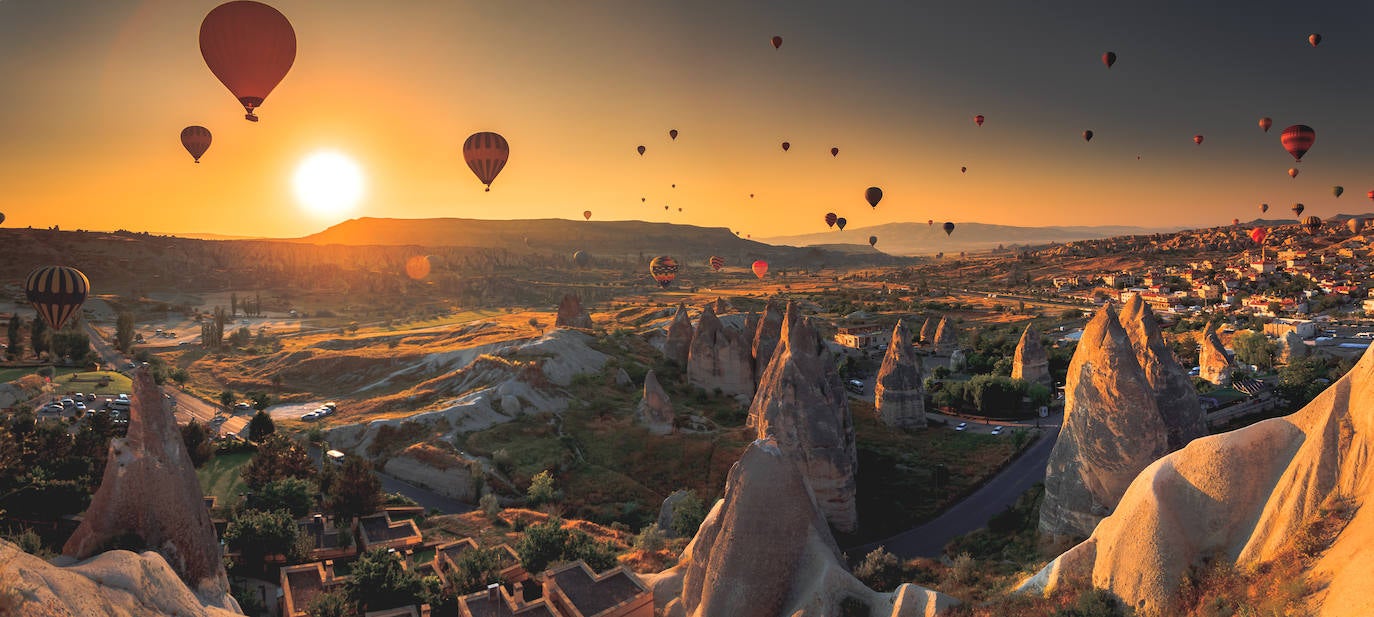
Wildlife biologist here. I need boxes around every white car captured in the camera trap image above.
[300,410,322,421]
[990,426,1004,435]
[233,402,252,411]
[60,398,75,407]
[43,403,65,413]
[74,402,87,412]
[955,422,968,431]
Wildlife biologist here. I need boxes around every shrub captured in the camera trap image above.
[633,525,665,553]
[854,547,903,592]
[515,518,569,574]
[669,491,706,537]
[951,552,976,584]
[527,470,558,506]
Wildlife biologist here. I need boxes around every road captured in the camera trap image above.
[847,424,1060,559]
[83,321,236,433]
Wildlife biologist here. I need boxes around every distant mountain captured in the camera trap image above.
[759,222,1181,256]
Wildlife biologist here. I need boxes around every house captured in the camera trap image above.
[366,606,432,617]
[299,514,358,562]
[458,582,563,617]
[279,561,346,617]
[542,562,653,617]
[832,323,885,349]
[1264,318,1317,340]
[358,512,424,552]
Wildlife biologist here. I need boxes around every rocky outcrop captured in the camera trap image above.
[636,370,676,435]
[1117,297,1207,450]
[751,299,784,383]
[748,303,858,532]
[932,317,956,354]
[919,317,937,345]
[1199,322,1233,386]
[1011,324,1052,389]
[707,297,734,315]
[645,439,957,617]
[615,367,633,389]
[657,489,693,537]
[687,306,755,400]
[1280,329,1308,363]
[875,320,925,429]
[3,541,242,617]
[554,293,593,329]
[1023,343,1374,617]
[664,303,694,367]
[1039,307,1170,542]
[62,368,231,605]
[382,443,479,501]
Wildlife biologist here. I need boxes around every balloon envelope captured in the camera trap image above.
[1250,227,1267,244]
[836,217,847,230]
[1193,135,1204,145]
[1259,117,1272,132]
[943,222,955,235]
[181,126,212,162]
[751,260,768,279]
[649,256,679,288]
[404,255,431,280]
[1309,33,1321,47]
[1289,168,1299,178]
[573,250,591,268]
[669,129,678,140]
[825,213,837,228]
[1102,51,1116,68]
[1281,125,1315,161]
[1260,203,1269,213]
[463,132,509,190]
[771,36,782,49]
[25,266,89,331]
[831,147,839,157]
[865,186,882,208]
[1083,130,1093,142]
[1333,186,1344,198]
[199,1,296,121]
[709,255,724,271]
[781,141,790,152]
[1303,215,1322,234]
[583,210,592,220]
[868,235,878,247]
[1292,203,1305,216]
[974,114,984,126]
[637,145,645,155]
[1347,218,1365,234]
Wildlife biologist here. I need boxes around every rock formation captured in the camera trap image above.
[687,306,755,400]
[636,370,676,435]
[707,297,734,315]
[663,303,694,367]
[875,320,926,429]
[1039,306,1170,542]
[932,317,956,354]
[748,303,858,532]
[1280,329,1308,363]
[3,540,241,616]
[1198,321,1233,386]
[919,317,937,345]
[554,293,594,329]
[383,443,479,501]
[751,299,784,383]
[657,489,693,537]
[1011,324,1053,389]
[1117,297,1207,450]
[62,368,231,604]
[615,367,633,389]
[1023,343,1374,617]
[645,439,957,617]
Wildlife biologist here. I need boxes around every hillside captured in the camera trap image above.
[761,222,1180,256]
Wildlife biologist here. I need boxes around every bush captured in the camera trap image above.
[515,518,570,574]
[951,552,976,584]
[527,470,558,506]
[564,530,619,573]
[480,492,501,519]
[669,491,706,537]
[632,524,665,552]
[1052,588,1132,617]
[304,589,352,617]
[854,547,903,592]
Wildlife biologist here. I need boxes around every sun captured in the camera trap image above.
[292,151,365,216]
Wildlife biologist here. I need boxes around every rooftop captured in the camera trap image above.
[546,562,648,617]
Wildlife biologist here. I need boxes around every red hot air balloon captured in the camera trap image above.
[199,1,296,122]
[1259,117,1272,132]
[771,36,783,49]
[669,129,678,140]
[1309,33,1322,47]
[1250,227,1267,245]
[961,166,967,173]
[583,210,592,220]
[781,141,790,152]
[709,255,725,271]
[973,115,984,127]
[1368,190,1374,201]
[836,217,847,230]
[865,186,883,208]
[637,145,645,156]
[25,266,89,331]
[181,126,212,163]
[831,147,839,157]
[1083,130,1094,142]
[751,260,768,279]
[649,256,679,288]
[927,219,933,227]
[1232,218,1240,226]
[1102,51,1116,68]
[463,132,509,191]
[1194,135,1204,145]
[943,222,955,236]
[825,212,837,228]
[1281,125,1315,161]
[1289,168,1299,179]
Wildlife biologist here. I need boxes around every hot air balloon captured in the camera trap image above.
[943,222,955,236]
[709,255,725,271]
[1259,117,1272,132]
[751,260,768,279]
[404,255,432,280]
[1250,227,1267,245]
[1309,33,1322,47]
[671,184,677,188]
[641,197,646,203]
[678,207,682,212]
[1260,203,1269,213]
[830,147,839,157]
[1281,125,1315,161]
[1334,186,1344,198]
[974,115,984,127]
[25,266,89,331]
[1347,218,1365,234]
[868,235,878,247]
[649,256,679,288]
[1102,51,1116,68]
[573,250,591,268]
[781,141,790,152]
[927,219,933,227]
[1303,215,1322,234]
[664,205,669,211]
[1368,190,1374,201]
[181,126,212,163]
[865,186,882,208]
[669,129,678,140]
[771,36,782,49]
[0,212,5,225]
[836,217,847,230]
[1083,130,1094,142]
[637,145,645,156]
[825,213,837,228]
[199,1,296,122]
[1193,135,1204,145]
[961,166,967,173]
[1232,218,1240,226]
[463,132,509,191]
[1292,203,1305,217]
[1289,168,1299,179]
[583,210,592,220]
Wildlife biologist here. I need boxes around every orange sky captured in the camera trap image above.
[2,1,1371,239]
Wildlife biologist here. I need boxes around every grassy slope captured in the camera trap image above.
[197,451,251,505]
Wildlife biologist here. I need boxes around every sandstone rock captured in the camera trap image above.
[875,320,926,429]
[4,541,242,617]
[919,317,937,345]
[663,303,694,367]
[707,297,735,315]
[1118,296,1207,450]
[657,489,692,538]
[62,368,230,604]
[948,349,966,372]
[382,444,479,502]
[554,293,594,329]
[932,317,957,354]
[748,302,857,532]
[1198,321,1233,386]
[1011,324,1053,389]
[1039,306,1170,542]
[615,367,633,389]
[687,306,755,400]
[751,299,784,383]
[1023,342,1374,617]
[644,439,957,617]
[636,370,676,436]
[1280,329,1308,363]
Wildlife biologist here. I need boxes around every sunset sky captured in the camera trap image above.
[3,1,1374,239]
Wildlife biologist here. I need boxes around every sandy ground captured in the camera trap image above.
[265,400,333,420]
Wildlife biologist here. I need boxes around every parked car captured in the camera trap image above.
[990,426,1004,435]
[74,402,87,412]
[845,379,864,394]
[955,422,968,432]
[43,403,65,413]
[300,410,321,421]
[60,398,74,407]
[233,402,252,411]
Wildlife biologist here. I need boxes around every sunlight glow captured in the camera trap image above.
[292,151,364,216]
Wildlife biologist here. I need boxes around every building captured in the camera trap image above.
[542,562,653,617]
[1250,259,1276,274]
[832,323,885,349]
[1264,318,1317,340]
[1364,298,1374,315]
[299,514,358,562]
[279,561,346,617]
[458,582,562,617]
[357,511,424,552]
[366,607,432,617]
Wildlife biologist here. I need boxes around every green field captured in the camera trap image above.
[198,451,252,505]
[0,366,81,383]
[53,371,133,395]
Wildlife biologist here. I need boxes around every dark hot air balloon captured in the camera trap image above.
[825,213,837,228]
[781,141,790,152]
[1334,186,1344,198]
[1303,215,1322,234]
[1309,33,1321,47]
[573,250,591,268]
[0,212,5,225]
[868,235,877,247]
[463,132,509,191]
[865,186,882,208]
[25,266,89,331]
[1102,51,1116,68]
[961,166,967,173]
[974,114,984,127]
[751,260,768,279]
[1083,130,1094,142]
[649,256,679,288]
[927,219,933,227]
[1260,203,1269,214]
[583,210,592,220]
[709,255,724,271]
[836,217,847,230]
[1259,117,1272,132]
[1193,135,1204,145]
[199,1,296,122]
[669,129,678,140]
[181,126,212,163]
[1281,125,1315,161]
[943,222,955,236]
[1292,203,1305,217]
[831,147,839,157]
[771,36,782,49]
[637,145,645,156]
[1250,227,1267,245]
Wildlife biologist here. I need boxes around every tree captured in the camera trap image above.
[180,420,214,467]
[347,548,428,613]
[1232,331,1276,370]
[115,311,135,353]
[223,508,299,569]
[515,518,570,574]
[219,390,235,408]
[248,410,275,442]
[448,546,506,594]
[326,456,382,523]
[252,477,317,518]
[854,547,903,593]
[479,492,501,520]
[29,318,48,358]
[303,589,352,617]
[242,434,316,491]
[564,530,618,573]
[526,470,557,506]
[6,315,22,359]
[250,392,273,411]
[669,491,707,537]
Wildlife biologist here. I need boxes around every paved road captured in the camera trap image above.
[847,424,1060,559]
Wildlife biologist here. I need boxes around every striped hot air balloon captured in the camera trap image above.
[1281,125,1315,162]
[708,255,725,271]
[25,266,89,331]
[463,131,509,191]
[1303,215,1323,235]
[649,256,679,288]
[180,126,212,163]
[825,212,837,228]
